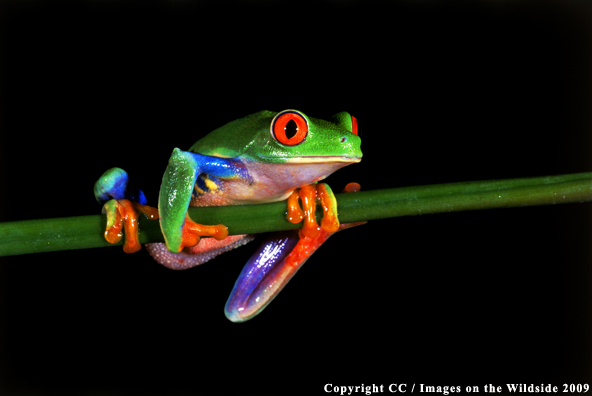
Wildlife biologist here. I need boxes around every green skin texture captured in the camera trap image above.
[158,110,363,253]
[189,110,361,161]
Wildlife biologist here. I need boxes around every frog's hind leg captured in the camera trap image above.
[224,223,363,323]
[145,234,256,270]
[225,182,365,322]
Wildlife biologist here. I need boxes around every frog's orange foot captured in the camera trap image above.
[179,214,228,250]
[102,199,159,253]
[342,182,361,193]
[287,182,363,240]
[287,184,326,239]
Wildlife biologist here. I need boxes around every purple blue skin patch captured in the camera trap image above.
[225,230,301,322]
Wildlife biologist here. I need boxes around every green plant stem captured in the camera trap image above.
[1,172,591,257]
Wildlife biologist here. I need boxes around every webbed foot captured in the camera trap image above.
[179,212,228,249]
[95,168,158,253]
[286,182,344,239]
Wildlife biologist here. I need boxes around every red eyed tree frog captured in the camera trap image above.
[94,110,362,322]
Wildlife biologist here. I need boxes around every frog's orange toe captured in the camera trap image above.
[286,190,304,223]
[180,214,229,250]
[297,184,321,238]
[318,184,340,233]
[102,199,159,253]
[104,219,123,244]
[289,183,342,239]
[343,182,361,193]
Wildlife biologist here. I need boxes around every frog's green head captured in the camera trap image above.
[189,110,362,164]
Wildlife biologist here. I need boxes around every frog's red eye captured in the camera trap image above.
[351,115,360,136]
[271,110,308,146]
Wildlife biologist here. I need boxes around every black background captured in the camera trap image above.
[1,0,591,394]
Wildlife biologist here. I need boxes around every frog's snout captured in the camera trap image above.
[336,132,363,160]
[339,133,361,144]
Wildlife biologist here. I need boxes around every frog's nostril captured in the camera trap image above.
[340,137,347,143]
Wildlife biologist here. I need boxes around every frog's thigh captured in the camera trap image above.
[146,234,256,270]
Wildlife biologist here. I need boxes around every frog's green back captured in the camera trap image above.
[189,109,362,163]
[189,110,275,158]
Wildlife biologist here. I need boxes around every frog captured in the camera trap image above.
[94,109,363,322]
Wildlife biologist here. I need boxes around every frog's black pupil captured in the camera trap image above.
[285,119,298,139]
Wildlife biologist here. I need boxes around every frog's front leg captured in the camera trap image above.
[94,168,159,253]
[158,148,249,253]
[286,183,342,238]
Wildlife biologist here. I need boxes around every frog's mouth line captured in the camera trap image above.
[271,156,362,164]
